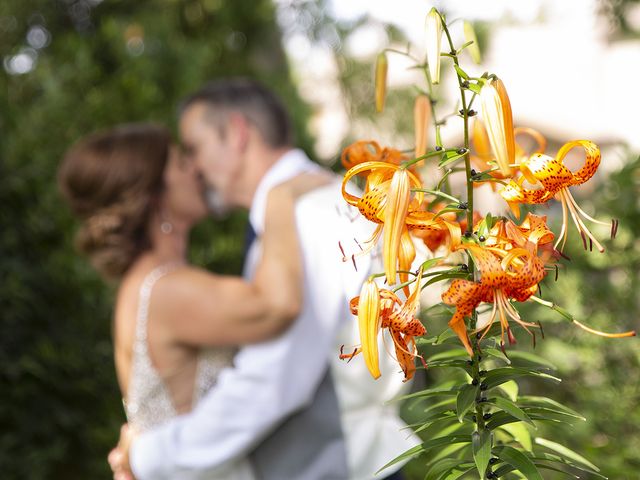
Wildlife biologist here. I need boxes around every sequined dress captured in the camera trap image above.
[124,264,234,433]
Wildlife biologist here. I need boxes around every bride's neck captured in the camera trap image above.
[148,214,190,264]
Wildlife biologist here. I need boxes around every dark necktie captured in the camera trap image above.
[243,222,257,260]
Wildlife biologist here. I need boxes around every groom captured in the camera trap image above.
[109,78,419,479]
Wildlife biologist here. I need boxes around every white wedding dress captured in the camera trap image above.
[124,264,256,480]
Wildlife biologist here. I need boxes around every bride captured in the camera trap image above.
[58,123,318,479]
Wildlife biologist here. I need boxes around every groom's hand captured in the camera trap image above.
[108,424,136,480]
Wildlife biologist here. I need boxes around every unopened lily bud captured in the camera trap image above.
[479,78,515,176]
[425,8,443,84]
[375,52,388,113]
[463,21,482,64]
[414,95,431,158]
[383,168,411,284]
[357,279,381,379]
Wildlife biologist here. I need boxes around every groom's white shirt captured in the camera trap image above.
[130,149,420,479]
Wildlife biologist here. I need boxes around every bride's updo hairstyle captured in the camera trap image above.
[58,124,171,280]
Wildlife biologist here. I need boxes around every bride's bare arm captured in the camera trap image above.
[156,172,333,346]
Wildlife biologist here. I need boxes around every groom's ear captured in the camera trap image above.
[227,112,250,153]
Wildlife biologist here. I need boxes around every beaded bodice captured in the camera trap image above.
[124,264,234,433]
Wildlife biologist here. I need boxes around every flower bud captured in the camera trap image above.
[480,78,515,176]
[413,94,431,158]
[425,8,443,84]
[375,52,388,113]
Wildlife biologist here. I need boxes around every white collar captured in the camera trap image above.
[249,149,321,234]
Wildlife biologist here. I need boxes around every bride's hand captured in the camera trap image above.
[108,424,137,480]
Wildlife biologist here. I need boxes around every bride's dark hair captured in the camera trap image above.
[58,124,171,280]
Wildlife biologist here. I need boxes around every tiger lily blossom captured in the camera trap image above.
[343,269,427,381]
[500,140,616,253]
[442,216,551,355]
[342,161,460,285]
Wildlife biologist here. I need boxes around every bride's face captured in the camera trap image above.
[162,146,208,223]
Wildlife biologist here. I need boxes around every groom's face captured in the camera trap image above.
[180,102,241,208]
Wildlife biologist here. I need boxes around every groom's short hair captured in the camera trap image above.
[180,78,293,148]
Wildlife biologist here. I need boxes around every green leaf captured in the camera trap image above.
[441,466,476,480]
[424,458,469,480]
[497,380,519,402]
[472,429,492,477]
[466,82,482,94]
[422,434,473,452]
[434,328,461,345]
[535,437,600,472]
[506,350,557,369]
[488,397,535,427]
[518,396,585,420]
[495,445,543,480]
[486,411,521,430]
[482,367,561,389]
[439,149,467,168]
[483,347,511,364]
[456,384,478,422]
[397,385,461,401]
[427,348,470,361]
[520,407,584,424]
[500,421,533,451]
[375,444,424,475]
[454,64,469,80]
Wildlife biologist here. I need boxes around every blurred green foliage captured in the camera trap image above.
[0,1,313,478]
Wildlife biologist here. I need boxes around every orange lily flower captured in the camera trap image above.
[342,161,459,284]
[442,216,551,355]
[341,140,421,179]
[500,140,616,252]
[343,269,427,381]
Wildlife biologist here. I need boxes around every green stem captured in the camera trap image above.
[439,10,488,455]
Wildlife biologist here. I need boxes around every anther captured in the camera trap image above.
[471,378,479,386]
[483,413,492,420]
[435,145,443,151]
[461,80,470,88]
[478,235,486,242]
[457,147,468,155]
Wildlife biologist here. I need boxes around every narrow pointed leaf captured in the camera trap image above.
[482,367,561,389]
[439,149,467,168]
[500,421,533,451]
[489,397,535,427]
[472,429,492,477]
[495,445,543,480]
[518,396,585,420]
[535,437,600,472]
[424,458,467,480]
[456,384,478,422]
[375,444,424,474]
